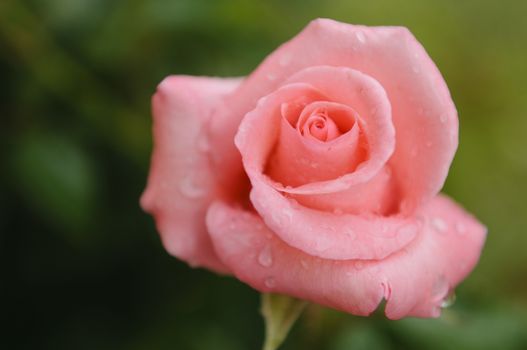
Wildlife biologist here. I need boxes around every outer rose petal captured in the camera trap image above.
[249,174,417,260]
[206,194,486,319]
[209,19,457,212]
[141,75,241,273]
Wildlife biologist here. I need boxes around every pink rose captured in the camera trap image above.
[141,19,486,319]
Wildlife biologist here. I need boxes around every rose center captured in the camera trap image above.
[296,103,358,143]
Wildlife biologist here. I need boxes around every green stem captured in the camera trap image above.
[261,293,308,350]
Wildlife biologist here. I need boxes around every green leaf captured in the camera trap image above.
[260,293,307,350]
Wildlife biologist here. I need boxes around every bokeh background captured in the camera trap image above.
[2,0,527,349]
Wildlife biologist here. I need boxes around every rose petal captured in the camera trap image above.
[249,174,416,260]
[212,19,457,211]
[267,101,363,187]
[141,75,241,273]
[206,194,486,319]
[236,66,394,196]
[279,66,395,195]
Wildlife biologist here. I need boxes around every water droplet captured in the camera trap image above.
[439,113,448,124]
[272,208,293,227]
[279,53,291,66]
[333,208,343,215]
[412,66,420,74]
[431,275,449,301]
[179,173,207,198]
[344,228,356,240]
[355,31,366,43]
[441,291,456,308]
[266,73,277,81]
[264,277,276,288]
[315,236,332,252]
[381,223,388,233]
[455,222,467,235]
[398,223,417,237]
[370,107,378,115]
[410,148,418,157]
[426,141,433,147]
[354,261,365,270]
[310,162,319,168]
[431,217,448,233]
[258,245,273,267]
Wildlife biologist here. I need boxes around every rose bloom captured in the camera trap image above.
[141,19,486,319]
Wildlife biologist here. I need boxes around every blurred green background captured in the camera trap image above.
[2,0,527,349]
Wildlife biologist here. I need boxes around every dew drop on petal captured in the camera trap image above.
[333,208,343,215]
[441,291,456,308]
[398,223,417,238]
[355,30,366,43]
[315,235,332,252]
[279,53,291,66]
[431,217,448,233]
[264,277,276,288]
[431,275,449,301]
[354,261,365,270]
[344,228,356,240]
[455,222,467,235]
[439,113,448,124]
[272,208,293,227]
[179,173,207,198]
[258,245,273,267]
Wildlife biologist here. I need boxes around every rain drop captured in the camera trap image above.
[355,31,366,43]
[439,113,448,124]
[431,217,448,233]
[344,228,356,240]
[279,53,292,66]
[315,236,332,252]
[264,277,276,288]
[333,208,343,215]
[271,210,290,227]
[441,291,456,308]
[258,245,273,267]
[412,66,420,74]
[455,222,467,235]
[354,261,365,270]
[398,223,417,237]
[179,174,207,198]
